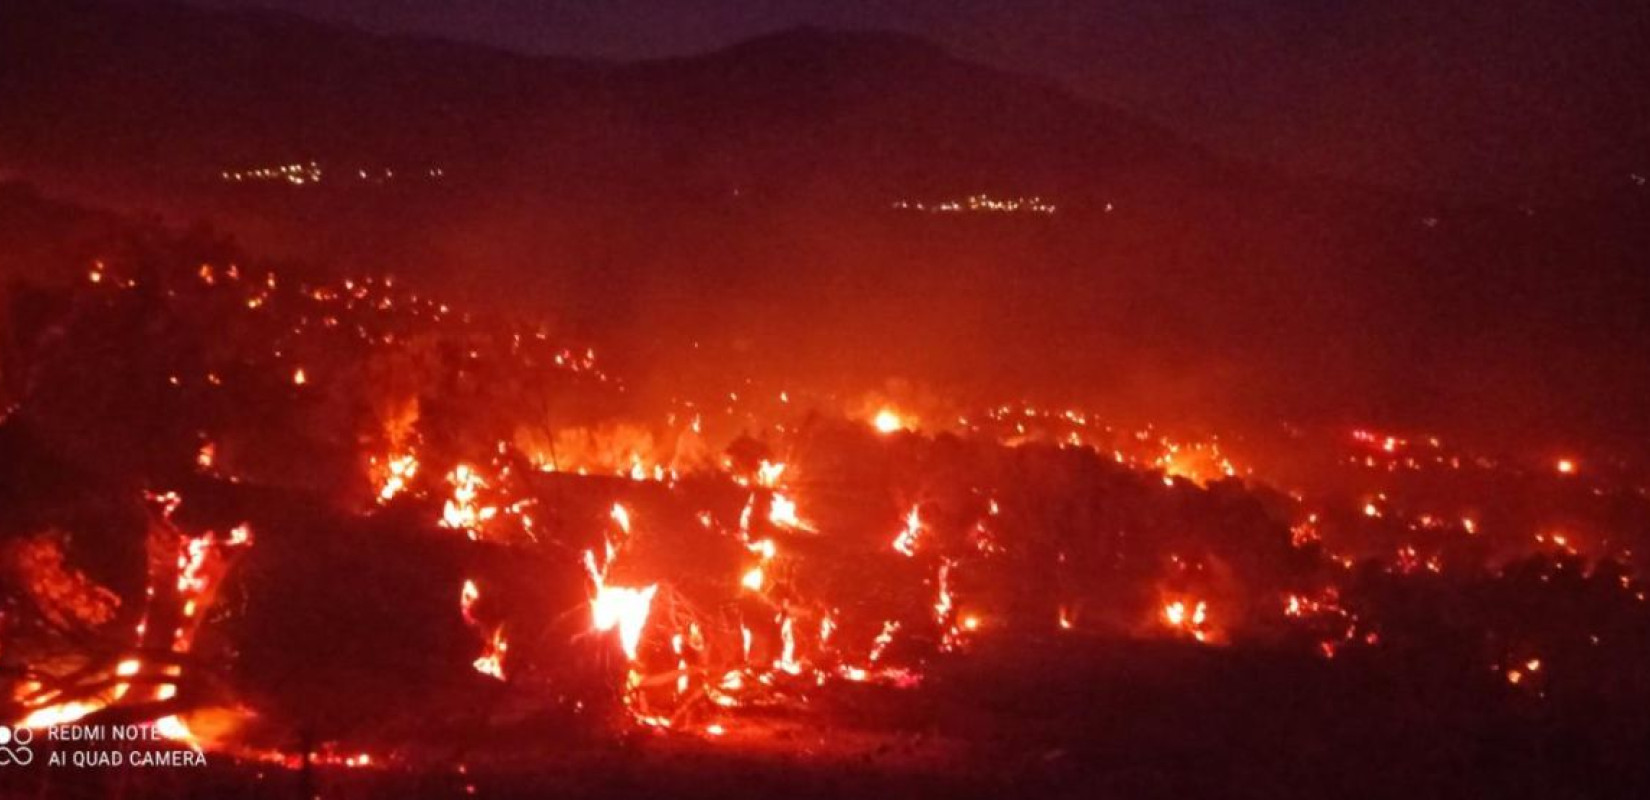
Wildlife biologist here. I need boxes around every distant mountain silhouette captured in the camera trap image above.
[0,0,1223,204]
[2,0,1648,451]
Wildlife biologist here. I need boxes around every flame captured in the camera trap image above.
[473,629,507,681]
[153,714,196,743]
[583,549,656,661]
[16,516,251,742]
[440,464,497,536]
[768,493,811,530]
[776,616,801,674]
[935,560,963,650]
[459,579,505,680]
[19,701,100,729]
[1163,599,1213,643]
[38,260,1634,744]
[460,579,481,623]
[375,453,418,503]
[892,505,923,557]
[589,583,657,660]
[873,408,908,434]
[868,620,899,663]
[756,460,786,488]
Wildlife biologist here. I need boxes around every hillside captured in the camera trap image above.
[2,0,1648,450]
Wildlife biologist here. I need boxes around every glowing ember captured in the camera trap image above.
[195,441,216,470]
[460,579,481,622]
[459,580,506,679]
[1163,599,1213,642]
[440,464,497,536]
[776,616,801,674]
[892,505,923,557]
[868,620,899,663]
[375,453,418,503]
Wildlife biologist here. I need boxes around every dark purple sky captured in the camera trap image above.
[183,0,1648,194]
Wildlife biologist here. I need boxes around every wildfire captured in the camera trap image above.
[19,251,1641,758]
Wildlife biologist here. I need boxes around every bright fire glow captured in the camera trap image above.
[375,453,418,503]
[440,464,497,535]
[1163,599,1212,643]
[873,408,907,434]
[768,493,810,530]
[590,584,657,660]
[584,549,657,661]
[741,565,765,591]
[892,505,922,557]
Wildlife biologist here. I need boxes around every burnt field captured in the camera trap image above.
[3,224,1650,798]
[13,637,1650,798]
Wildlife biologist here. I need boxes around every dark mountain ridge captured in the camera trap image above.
[2,0,1648,451]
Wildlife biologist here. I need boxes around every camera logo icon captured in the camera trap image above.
[0,725,36,766]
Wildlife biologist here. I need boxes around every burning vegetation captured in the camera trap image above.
[3,235,1650,795]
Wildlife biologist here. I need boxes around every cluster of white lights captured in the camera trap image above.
[219,162,444,186]
[892,194,1056,215]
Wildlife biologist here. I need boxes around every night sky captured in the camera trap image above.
[181,0,1648,195]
